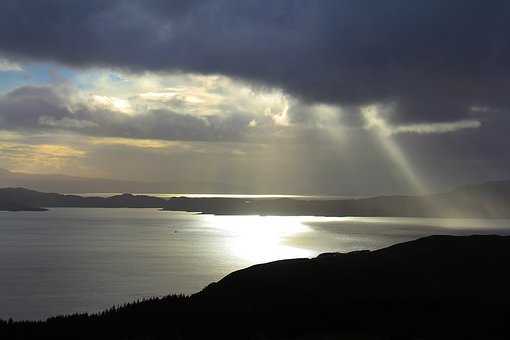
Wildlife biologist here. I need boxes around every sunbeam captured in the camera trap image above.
[362,106,428,195]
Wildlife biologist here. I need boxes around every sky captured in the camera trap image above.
[0,0,509,195]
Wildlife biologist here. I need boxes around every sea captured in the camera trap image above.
[1,205,509,320]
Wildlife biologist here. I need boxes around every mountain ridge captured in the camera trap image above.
[1,179,510,217]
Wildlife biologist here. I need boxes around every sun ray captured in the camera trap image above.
[362,106,427,195]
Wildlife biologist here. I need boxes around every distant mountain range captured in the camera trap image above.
[2,235,510,339]
[0,168,247,194]
[1,179,509,218]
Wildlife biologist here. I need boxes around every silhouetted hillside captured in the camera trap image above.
[1,235,509,339]
[1,179,509,217]
[162,180,510,217]
[0,188,168,209]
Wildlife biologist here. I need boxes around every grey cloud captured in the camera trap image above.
[1,86,508,195]
[0,86,256,142]
[0,57,22,71]
[38,116,99,129]
[0,86,70,127]
[1,1,510,124]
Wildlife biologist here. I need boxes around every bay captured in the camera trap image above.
[1,208,509,320]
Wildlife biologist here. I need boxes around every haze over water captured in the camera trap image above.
[73,193,361,200]
[1,207,509,320]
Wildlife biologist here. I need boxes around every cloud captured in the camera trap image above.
[1,1,509,124]
[0,83,271,142]
[0,141,86,174]
[0,57,22,72]
[89,137,173,149]
[38,116,99,129]
[0,2,509,194]
[392,120,481,135]
[90,95,133,114]
[362,105,482,136]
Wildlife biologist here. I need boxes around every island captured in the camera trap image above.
[1,179,509,218]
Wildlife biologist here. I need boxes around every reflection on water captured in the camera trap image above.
[292,216,510,253]
[0,208,509,320]
[206,215,313,262]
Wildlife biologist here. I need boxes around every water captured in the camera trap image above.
[1,208,509,320]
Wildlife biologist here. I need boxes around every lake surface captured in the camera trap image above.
[1,208,509,320]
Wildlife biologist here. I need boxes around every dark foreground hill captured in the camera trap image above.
[2,235,510,339]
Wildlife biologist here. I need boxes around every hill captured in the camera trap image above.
[161,180,510,218]
[1,235,509,339]
[1,179,510,217]
[0,187,167,209]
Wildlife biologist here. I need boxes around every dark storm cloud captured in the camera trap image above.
[0,85,254,141]
[1,1,510,123]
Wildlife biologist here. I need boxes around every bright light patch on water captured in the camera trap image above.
[205,215,314,262]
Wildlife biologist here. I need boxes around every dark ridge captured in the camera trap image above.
[0,187,168,210]
[1,235,510,339]
[1,179,510,216]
